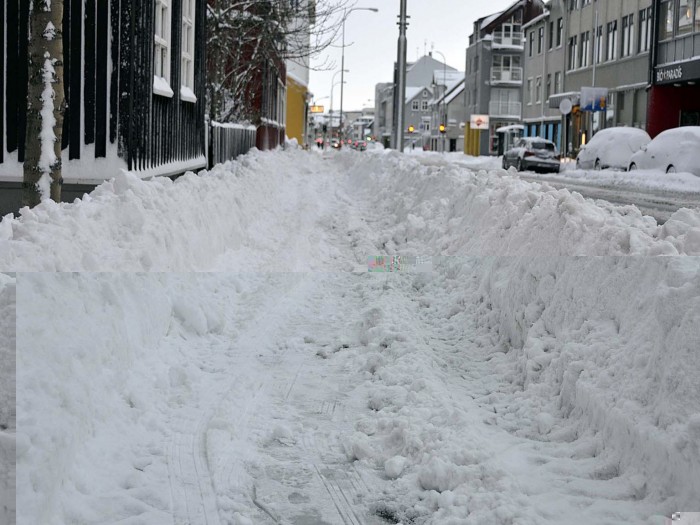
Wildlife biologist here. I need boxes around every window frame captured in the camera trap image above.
[606,20,618,62]
[180,0,196,101]
[153,0,173,97]
[621,14,634,58]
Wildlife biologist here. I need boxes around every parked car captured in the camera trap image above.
[628,126,700,176]
[576,127,651,170]
[502,137,560,173]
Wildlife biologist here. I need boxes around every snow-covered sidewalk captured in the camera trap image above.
[12,260,700,524]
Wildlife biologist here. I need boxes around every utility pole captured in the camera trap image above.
[393,0,408,151]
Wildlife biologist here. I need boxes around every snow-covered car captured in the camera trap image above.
[502,137,560,173]
[628,126,700,175]
[576,127,651,170]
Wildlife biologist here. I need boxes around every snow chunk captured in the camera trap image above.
[384,456,407,479]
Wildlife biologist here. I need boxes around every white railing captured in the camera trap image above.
[489,100,522,118]
[491,66,523,83]
[492,31,524,48]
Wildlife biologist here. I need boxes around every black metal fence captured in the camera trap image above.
[210,122,257,167]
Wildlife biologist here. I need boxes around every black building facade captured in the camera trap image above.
[1,0,207,214]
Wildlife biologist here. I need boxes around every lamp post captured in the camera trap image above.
[394,0,408,151]
[330,80,346,136]
[432,49,448,153]
[339,7,379,148]
[329,69,348,138]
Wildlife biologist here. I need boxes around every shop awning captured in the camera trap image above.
[548,91,580,109]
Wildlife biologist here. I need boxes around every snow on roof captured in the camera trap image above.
[405,86,427,103]
[438,79,465,106]
[480,11,504,30]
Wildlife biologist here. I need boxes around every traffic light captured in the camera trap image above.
[439,124,446,133]
[408,124,415,133]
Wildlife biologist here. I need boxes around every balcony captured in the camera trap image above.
[489,100,522,118]
[490,66,523,84]
[492,31,524,49]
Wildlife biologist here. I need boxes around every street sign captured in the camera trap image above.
[310,105,325,113]
[580,87,608,112]
[559,99,572,115]
[470,114,489,130]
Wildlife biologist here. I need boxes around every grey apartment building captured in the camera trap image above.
[522,0,653,155]
[522,2,567,150]
[464,0,546,156]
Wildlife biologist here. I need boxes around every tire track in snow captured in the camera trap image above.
[165,275,308,524]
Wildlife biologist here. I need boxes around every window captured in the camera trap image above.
[659,0,674,40]
[527,78,533,104]
[594,25,603,63]
[621,14,634,58]
[557,18,564,47]
[639,7,652,51]
[529,31,535,56]
[696,0,700,32]
[546,73,552,98]
[582,0,591,5]
[421,100,429,111]
[606,20,618,61]
[678,0,694,35]
[538,26,544,54]
[181,0,196,99]
[535,76,542,103]
[412,100,420,111]
[569,0,578,10]
[549,21,554,49]
[554,71,562,93]
[568,35,578,70]
[154,0,171,89]
[580,31,590,67]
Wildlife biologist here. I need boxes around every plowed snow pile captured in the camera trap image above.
[1,148,699,271]
[13,260,700,524]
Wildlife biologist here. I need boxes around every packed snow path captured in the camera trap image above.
[15,264,700,524]
[2,148,700,270]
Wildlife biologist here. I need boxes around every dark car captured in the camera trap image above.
[502,137,561,173]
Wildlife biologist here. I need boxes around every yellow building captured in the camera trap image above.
[285,74,309,145]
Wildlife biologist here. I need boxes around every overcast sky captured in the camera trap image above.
[308,0,517,112]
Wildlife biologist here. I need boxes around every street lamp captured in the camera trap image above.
[329,69,348,134]
[330,80,346,135]
[339,7,379,148]
[432,49,448,153]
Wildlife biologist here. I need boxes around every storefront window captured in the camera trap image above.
[678,0,693,35]
[659,0,674,40]
[695,0,700,32]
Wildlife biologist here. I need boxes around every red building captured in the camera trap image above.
[647,0,700,137]
[206,0,286,151]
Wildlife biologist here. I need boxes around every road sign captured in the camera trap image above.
[470,114,489,130]
[559,99,572,115]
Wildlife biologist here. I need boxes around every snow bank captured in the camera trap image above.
[0,274,16,524]
[2,148,700,272]
[341,150,700,256]
[475,257,700,507]
[346,258,700,523]
[0,150,342,271]
[15,274,244,524]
